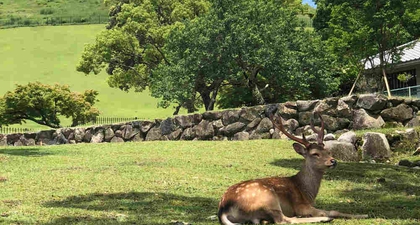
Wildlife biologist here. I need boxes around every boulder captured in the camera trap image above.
[90,129,104,143]
[233,131,250,141]
[324,133,336,141]
[405,116,420,128]
[6,133,21,145]
[362,132,391,160]
[168,129,183,140]
[254,118,273,134]
[180,128,195,140]
[278,103,297,120]
[212,120,224,130]
[353,109,385,130]
[246,118,262,131]
[320,115,350,132]
[140,121,154,133]
[380,104,414,122]
[339,95,357,108]
[325,141,359,162]
[220,122,247,136]
[104,127,115,142]
[298,111,313,126]
[74,128,85,143]
[202,111,223,121]
[395,128,418,141]
[53,131,68,145]
[356,94,387,111]
[388,97,405,107]
[110,137,125,143]
[1,134,8,146]
[160,118,176,135]
[296,100,319,112]
[36,130,55,145]
[249,131,271,140]
[337,99,352,118]
[193,120,214,140]
[222,110,241,126]
[132,133,144,142]
[337,131,357,145]
[145,127,165,141]
[83,129,93,143]
[239,106,263,122]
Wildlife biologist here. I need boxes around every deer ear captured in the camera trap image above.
[293,143,307,156]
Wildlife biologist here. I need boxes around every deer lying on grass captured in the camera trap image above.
[218,114,368,224]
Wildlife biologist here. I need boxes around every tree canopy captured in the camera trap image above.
[0,82,99,128]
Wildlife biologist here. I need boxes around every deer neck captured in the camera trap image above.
[293,164,325,204]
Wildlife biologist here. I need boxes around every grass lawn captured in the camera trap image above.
[0,140,419,224]
[0,25,183,129]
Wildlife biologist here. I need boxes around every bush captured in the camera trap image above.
[40,8,54,15]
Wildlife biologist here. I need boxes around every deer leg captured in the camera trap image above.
[306,208,368,219]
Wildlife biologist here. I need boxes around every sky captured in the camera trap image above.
[302,0,316,8]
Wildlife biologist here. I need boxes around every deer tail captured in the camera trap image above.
[285,216,333,224]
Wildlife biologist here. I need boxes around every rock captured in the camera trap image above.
[212,120,224,130]
[122,125,140,140]
[239,106,263,122]
[338,131,357,145]
[285,119,299,132]
[297,100,319,111]
[320,115,350,132]
[180,128,195,140]
[74,128,85,143]
[168,129,183,140]
[104,127,115,142]
[306,134,318,142]
[114,130,123,138]
[69,140,76,144]
[395,128,418,141]
[298,111,313,126]
[381,104,414,122]
[388,97,404,107]
[26,138,36,146]
[193,120,214,140]
[110,137,125,143]
[36,130,55,145]
[412,99,420,108]
[145,127,164,141]
[398,159,412,167]
[90,129,104,143]
[414,147,420,156]
[0,134,7,146]
[356,94,387,111]
[314,100,334,115]
[254,118,273,134]
[160,118,176,135]
[83,129,93,143]
[324,133,336,141]
[246,118,262,131]
[222,110,241,125]
[140,121,154,133]
[337,99,352,118]
[220,122,246,136]
[325,141,359,162]
[278,103,298,120]
[53,131,68,145]
[362,132,391,160]
[233,131,250,141]
[249,131,271,140]
[132,133,144,142]
[340,95,357,108]
[353,109,385,130]
[405,116,420,128]
[202,111,223,120]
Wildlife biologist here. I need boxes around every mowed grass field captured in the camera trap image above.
[0,140,419,225]
[0,25,183,129]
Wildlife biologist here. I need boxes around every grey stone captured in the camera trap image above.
[338,131,357,145]
[324,133,336,141]
[325,140,359,162]
[91,129,104,143]
[160,118,175,135]
[202,111,223,121]
[381,104,414,122]
[233,131,250,141]
[398,159,412,167]
[356,94,387,111]
[104,127,115,142]
[362,132,391,160]
[193,120,214,140]
[220,122,247,136]
[122,125,140,140]
[240,106,263,122]
[255,118,273,134]
[212,120,224,130]
[36,130,55,145]
[296,100,319,112]
[168,129,183,140]
[114,130,123,138]
[395,128,418,141]
[337,99,352,118]
[132,133,144,142]
[14,140,24,146]
[412,99,420,108]
[180,128,195,140]
[306,134,318,142]
[83,129,93,143]
[388,97,404,107]
[53,131,68,145]
[405,116,420,128]
[278,103,298,120]
[74,128,85,143]
[340,95,357,108]
[145,127,164,141]
[298,111,313,126]
[353,109,385,130]
[249,131,271,140]
[320,114,350,132]
[222,110,241,126]
[0,134,7,146]
[69,140,76,144]
[140,121,154,133]
[246,118,262,131]
[110,136,125,143]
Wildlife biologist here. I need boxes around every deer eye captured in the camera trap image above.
[312,153,320,157]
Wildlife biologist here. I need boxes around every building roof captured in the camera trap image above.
[364,40,420,70]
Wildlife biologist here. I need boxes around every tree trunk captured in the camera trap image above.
[249,79,265,105]
[379,52,391,97]
[173,104,181,115]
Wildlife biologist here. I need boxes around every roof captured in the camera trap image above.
[364,40,420,70]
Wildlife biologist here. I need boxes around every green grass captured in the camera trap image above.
[0,0,108,27]
[0,25,184,129]
[0,140,419,224]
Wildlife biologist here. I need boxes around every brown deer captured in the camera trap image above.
[218,114,368,224]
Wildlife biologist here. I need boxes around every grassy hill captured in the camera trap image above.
[0,0,109,27]
[0,24,182,129]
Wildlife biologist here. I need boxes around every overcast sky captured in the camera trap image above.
[302,0,316,8]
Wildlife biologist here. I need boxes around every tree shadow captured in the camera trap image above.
[271,158,420,220]
[42,192,218,225]
[0,148,52,157]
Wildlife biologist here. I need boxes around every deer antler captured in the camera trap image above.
[310,113,325,145]
[270,114,310,148]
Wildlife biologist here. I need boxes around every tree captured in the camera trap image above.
[314,0,420,96]
[77,0,210,113]
[153,0,339,109]
[0,82,99,128]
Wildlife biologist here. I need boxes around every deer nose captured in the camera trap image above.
[330,159,337,167]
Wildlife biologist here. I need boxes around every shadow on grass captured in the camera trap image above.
[0,148,51,157]
[42,192,218,225]
[271,158,420,220]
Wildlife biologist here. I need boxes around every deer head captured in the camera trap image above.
[270,113,336,171]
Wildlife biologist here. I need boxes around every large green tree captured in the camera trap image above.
[153,0,339,109]
[0,82,99,128]
[314,0,420,96]
[77,0,210,113]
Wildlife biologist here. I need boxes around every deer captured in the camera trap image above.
[217,113,368,224]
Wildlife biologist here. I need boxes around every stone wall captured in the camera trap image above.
[1,94,419,147]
